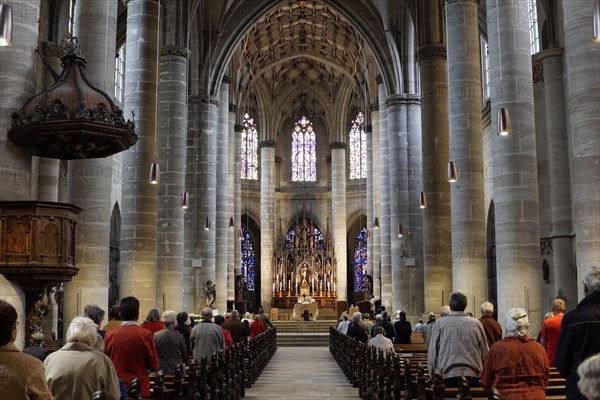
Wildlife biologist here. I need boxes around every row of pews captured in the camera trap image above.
[84,328,277,400]
[330,328,567,400]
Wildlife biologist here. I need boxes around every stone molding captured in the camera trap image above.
[229,104,237,113]
[444,0,479,6]
[188,95,202,104]
[222,75,231,85]
[417,45,447,61]
[41,41,64,57]
[540,238,553,255]
[329,142,347,150]
[385,94,421,108]
[258,140,276,148]
[531,47,564,64]
[369,102,379,112]
[160,45,190,59]
[202,95,220,106]
[532,63,544,84]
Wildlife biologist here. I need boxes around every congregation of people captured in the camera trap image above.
[0,297,274,400]
[336,266,600,400]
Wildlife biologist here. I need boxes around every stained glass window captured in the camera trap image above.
[114,45,125,103]
[349,112,367,179]
[68,0,76,38]
[353,227,368,292]
[292,116,316,181]
[480,35,490,101]
[527,0,540,54]
[241,227,255,291]
[241,113,258,180]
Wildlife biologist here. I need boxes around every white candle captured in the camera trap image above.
[280,282,283,291]
[273,282,275,292]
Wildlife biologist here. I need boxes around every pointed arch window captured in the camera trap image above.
[241,113,258,180]
[241,227,255,291]
[527,0,540,54]
[353,227,368,292]
[292,116,316,182]
[349,112,367,179]
[68,0,76,38]
[114,44,125,103]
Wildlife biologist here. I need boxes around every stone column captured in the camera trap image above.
[418,43,452,313]
[562,0,600,300]
[533,49,577,308]
[234,123,243,278]
[215,79,230,313]
[156,44,189,312]
[386,94,408,313]
[194,96,219,311]
[377,79,392,309]
[0,0,39,201]
[120,0,160,313]
[487,0,541,326]
[406,95,424,315]
[64,0,117,323]
[228,106,238,301]
[445,0,487,315]
[259,142,276,309]
[331,143,348,301]
[368,105,381,300]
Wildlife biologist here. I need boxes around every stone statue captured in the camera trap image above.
[27,291,49,341]
[205,280,216,308]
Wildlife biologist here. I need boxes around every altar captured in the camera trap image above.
[292,302,319,321]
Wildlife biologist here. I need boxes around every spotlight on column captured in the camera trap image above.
[0,4,13,47]
[397,223,404,238]
[238,229,244,240]
[149,163,160,184]
[447,161,458,183]
[366,229,371,239]
[419,191,427,209]
[204,216,211,231]
[181,191,190,209]
[373,217,380,229]
[594,0,600,42]
[229,217,234,229]
[497,108,512,136]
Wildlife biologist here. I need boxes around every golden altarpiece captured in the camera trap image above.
[271,214,337,309]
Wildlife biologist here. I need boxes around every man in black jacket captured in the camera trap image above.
[347,312,368,343]
[556,266,600,399]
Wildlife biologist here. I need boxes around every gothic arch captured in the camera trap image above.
[241,213,261,310]
[347,213,368,303]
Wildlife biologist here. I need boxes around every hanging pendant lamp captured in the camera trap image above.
[447,161,458,183]
[497,108,512,136]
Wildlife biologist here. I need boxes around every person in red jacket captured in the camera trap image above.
[249,314,265,338]
[541,298,566,366]
[140,308,164,334]
[104,296,159,398]
[214,315,233,349]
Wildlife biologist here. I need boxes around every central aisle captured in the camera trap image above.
[244,346,360,399]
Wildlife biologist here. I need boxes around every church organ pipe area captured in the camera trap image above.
[271,215,337,309]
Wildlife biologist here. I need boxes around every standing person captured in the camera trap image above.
[479,301,502,348]
[23,331,48,362]
[257,306,274,330]
[556,266,600,399]
[249,314,266,338]
[576,354,600,400]
[347,312,368,343]
[361,313,374,338]
[84,304,106,350]
[439,305,451,317]
[541,298,566,366]
[413,319,425,333]
[101,305,122,333]
[190,307,224,362]
[104,296,159,398]
[174,311,192,356]
[44,317,121,400]
[428,292,489,388]
[141,308,164,333]
[337,312,350,334]
[154,310,186,373]
[393,311,412,344]
[0,299,53,400]
[378,311,396,340]
[223,310,248,344]
[214,315,233,349]
[481,308,549,400]
[423,313,436,346]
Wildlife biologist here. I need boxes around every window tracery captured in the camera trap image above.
[241,113,258,180]
[349,112,367,179]
[292,116,316,182]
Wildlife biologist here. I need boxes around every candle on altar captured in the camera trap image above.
[288,279,291,290]
[272,282,275,292]
[279,281,283,291]
[327,281,330,291]
[319,281,322,291]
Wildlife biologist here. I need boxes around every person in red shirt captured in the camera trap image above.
[214,315,233,349]
[140,308,164,333]
[249,314,265,338]
[541,298,566,366]
[104,297,159,398]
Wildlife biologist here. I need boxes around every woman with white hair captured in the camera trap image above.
[44,316,120,400]
[481,308,549,399]
[577,353,600,400]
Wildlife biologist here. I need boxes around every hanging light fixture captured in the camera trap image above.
[497,108,512,136]
[0,4,13,47]
[419,191,427,209]
[238,228,244,240]
[373,217,380,229]
[447,161,458,183]
[181,191,190,209]
[366,228,371,239]
[229,217,234,229]
[594,0,600,42]
[204,216,211,231]
[397,223,404,238]
[149,163,160,184]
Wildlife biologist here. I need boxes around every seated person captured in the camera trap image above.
[0,299,52,400]
[44,316,120,400]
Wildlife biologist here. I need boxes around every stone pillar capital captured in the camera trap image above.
[258,140,277,148]
[188,95,202,104]
[532,47,564,63]
[329,142,347,150]
[444,0,479,7]
[229,103,237,113]
[160,45,190,59]
[202,95,220,106]
[375,75,384,85]
[369,102,379,112]
[417,44,447,62]
[385,94,421,108]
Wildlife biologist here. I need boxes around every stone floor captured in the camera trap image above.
[244,346,360,399]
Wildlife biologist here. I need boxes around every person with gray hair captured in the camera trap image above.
[370,313,382,337]
[223,309,248,344]
[23,331,48,362]
[479,301,502,348]
[347,312,368,343]
[439,305,451,317]
[190,306,224,362]
[84,303,106,350]
[556,266,600,399]
[154,310,186,373]
[576,354,600,400]
[427,291,488,388]
[481,308,549,399]
[44,317,120,400]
